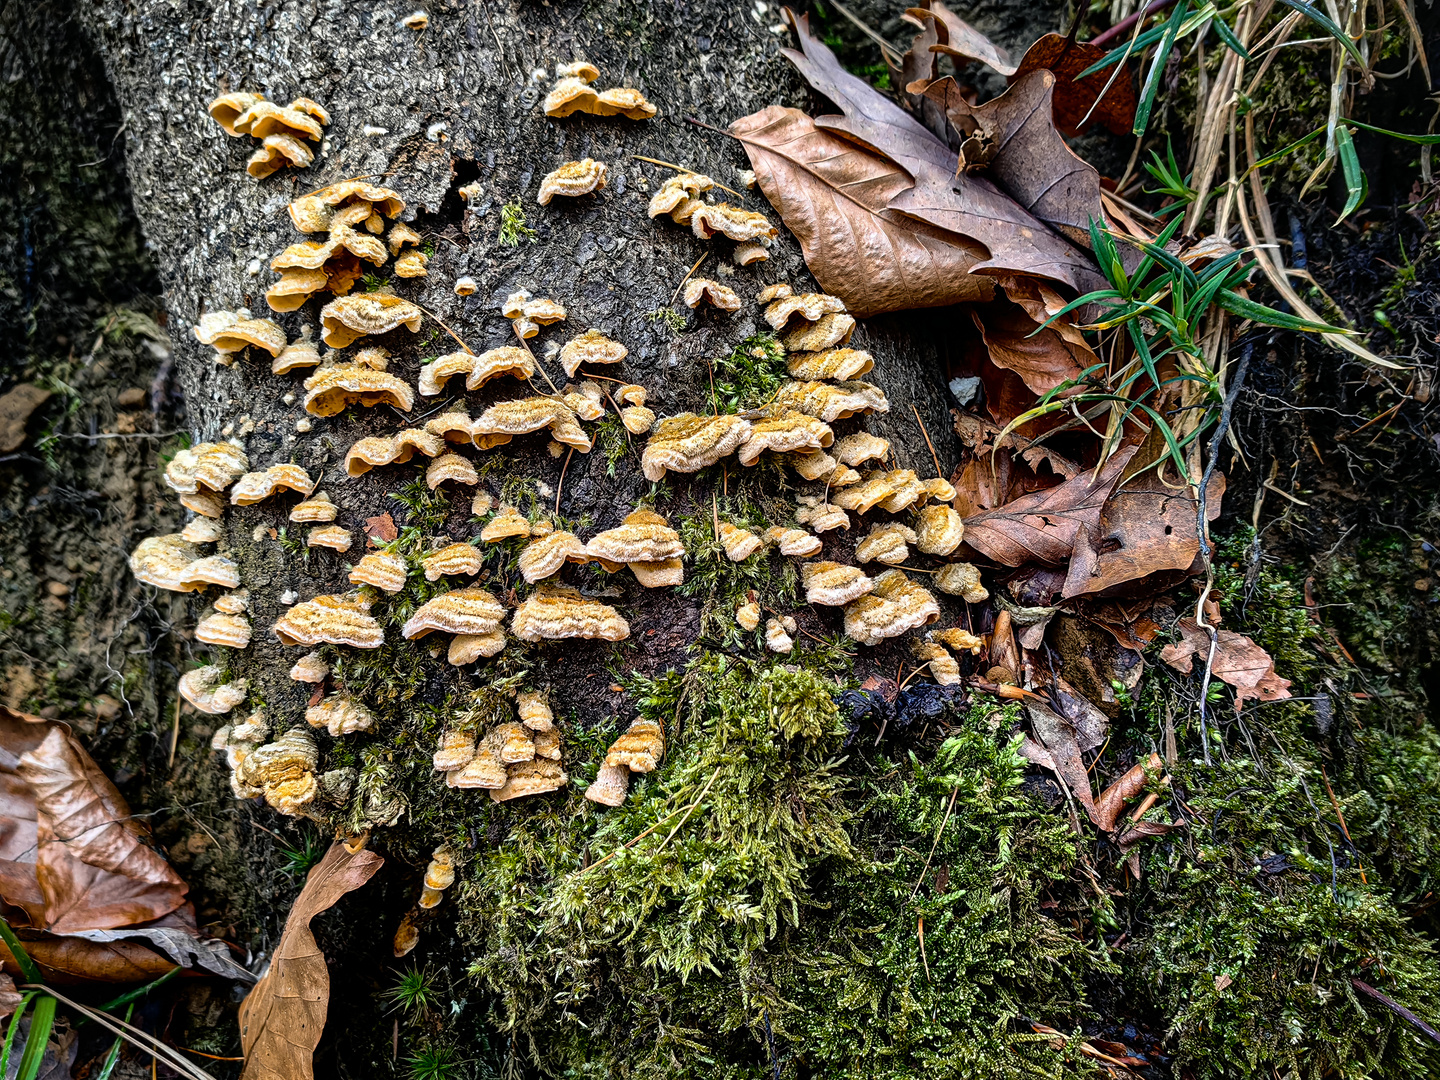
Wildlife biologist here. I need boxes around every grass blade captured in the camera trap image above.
[1273,0,1366,68]
[1134,0,1191,138]
[94,1005,135,1080]
[1210,15,1253,59]
[1335,125,1366,222]
[1077,24,1169,78]
[15,995,55,1080]
[1346,119,1440,144]
[1217,288,1340,332]
[0,919,41,986]
[1,992,33,1080]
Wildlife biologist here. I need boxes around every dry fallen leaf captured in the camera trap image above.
[1011,33,1138,138]
[971,299,1092,396]
[962,447,1136,567]
[1062,474,1224,600]
[0,971,20,1018]
[732,11,1104,317]
[364,512,398,545]
[3,931,175,985]
[905,2,1017,75]
[1159,618,1293,711]
[1092,752,1162,832]
[240,840,383,1080]
[1,707,188,935]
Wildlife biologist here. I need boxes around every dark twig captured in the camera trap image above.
[1351,978,1440,1045]
[1091,0,1182,46]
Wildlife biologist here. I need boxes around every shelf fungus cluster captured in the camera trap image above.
[207,92,329,178]
[542,60,657,120]
[432,695,567,801]
[646,170,778,262]
[585,719,664,807]
[502,289,567,340]
[537,158,607,205]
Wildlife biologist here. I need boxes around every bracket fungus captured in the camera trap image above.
[542,75,656,119]
[491,759,568,802]
[782,313,857,353]
[502,291,566,340]
[934,562,990,603]
[932,627,986,655]
[195,612,252,649]
[736,599,762,630]
[181,517,225,544]
[273,593,384,648]
[640,412,751,481]
[765,617,796,653]
[774,380,888,422]
[681,277,741,312]
[422,542,485,581]
[719,522,762,562]
[454,276,478,297]
[512,584,629,642]
[207,92,264,136]
[914,641,962,686]
[288,181,405,233]
[303,362,415,416]
[786,347,874,381]
[537,158,608,205]
[345,430,443,476]
[213,589,249,614]
[426,452,479,490]
[737,408,833,466]
[448,632,507,665]
[764,526,822,558]
[558,329,627,379]
[924,477,958,502]
[307,525,353,552]
[587,509,684,566]
[425,407,478,444]
[474,397,590,452]
[518,531,589,583]
[235,729,320,817]
[621,406,655,434]
[843,570,941,646]
[757,283,793,302]
[734,241,770,266]
[290,491,338,523]
[401,587,507,658]
[764,293,846,330]
[605,719,665,773]
[561,382,606,422]
[833,470,922,515]
[916,505,965,556]
[349,551,408,593]
[306,694,375,736]
[690,203,778,243]
[419,846,456,909]
[230,463,315,505]
[856,522,918,565]
[193,310,286,364]
[418,346,534,396]
[179,666,247,715]
[585,762,631,807]
[802,561,874,606]
[318,293,423,349]
[165,440,248,498]
[289,651,330,683]
[834,432,891,467]
[517,691,555,731]
[787,450,839,482]
[208,94,329,179]
[433,729,477,772]
[795,498,850,534]
[647,172,714,222]
[875,471,928,514]
[129,535,240,592]
[480,505,532,543]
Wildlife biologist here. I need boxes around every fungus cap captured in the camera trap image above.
[214,589,250,615]
[487,722,536,765]
[914,642,962,685]
[393,250,428,278]
[345,430,443,476]
[876,470,927,514]
[289,651,330,683]
[480,505,532,543]
[558,330,627,379]
[433,729,477,772]
[195,612,252,649]
[794,500,850,533]
[235,99,325,141]
[586,510,683,564]
[842,569,941,646]
[834,432,890,467]
[690,203,778,243]
[764,293,847,330]
[756,283,793,303]
[737,408,833,466]
[932,627,985,655]
[466,347,535,391]
[165,441,249,495]
[640,412,751,481]
[230,464,316,505]
[616,384,647,406]
[273,594,384,648]
[681,277,741,312]
[426,452,479,490]
[934,562,989,603]
[181,517,225,544]
[603,719,664,772]
[451,746,508,789]
[719,522,762,562]
[349,551,408,593]
[303,363,415,417]
[537,158,608,205]
[518,531,588,583]
[265,268,329,313]
[194,311,287,359]
[129,535,240,593]
[765,618,794,653]
[557,60,601,82]
[273,338,323,373]
[621,405,655,434]
[773,379,887,423]
[592,87,658,120]
[585,762,630,807]
[736,600,761,631]
[647,173,714,218]
[781,313,856,352]
[856,522,917,564]
[422,542,484,581]
[401,586,506,640]
[425,408,477,444]
[787,450,838,482]
[489,759,568,802]
[474,397,589,452]
[178,666,247,715]
[543,77,600,117]
[290,491,338,523]
[306,694,375,736]
[516,691,555,731]
[924,477,957,503]
[511,584,629,642]
[454,276,478,297]
[915,505,964,556]
[318,293,423,350]
[630,558,684,588]
[734,241,770,266]
[307,525,353,552]
[208,92,266,136]
[288,182,404,232]
[786,347,874,381]
[764,526,822,558]
[448,631,506,665]
[801,561,873,606]
[246,134,314,179]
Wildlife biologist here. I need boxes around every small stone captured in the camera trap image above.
[296,418,313,432]
[117,388,146,408]
[45,581,70,598]
[282,392,296,406]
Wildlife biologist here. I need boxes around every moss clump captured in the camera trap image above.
[454,657,1103,1078]
[497,198,536,246]
[712,332,786,411]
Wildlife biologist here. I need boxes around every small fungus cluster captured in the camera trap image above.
[207,92,330,178]
[542,60,657,120]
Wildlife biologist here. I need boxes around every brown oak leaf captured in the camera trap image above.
[1011,33,1138,137]
[1159,618,1293,711]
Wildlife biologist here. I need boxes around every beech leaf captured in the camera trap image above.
[240,840,384,1080]
[1012,33,1139,137]
[1159,619,1293,711]
[962,446,1136,566]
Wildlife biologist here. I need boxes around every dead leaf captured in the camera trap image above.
[989,609,1021,683]
[1115,818,1180,851]
[3,931,175,985]
[22,724,188,933]
[71,925,253,983]
[239,840,383,1080]
[1093,752,1161,832]
[971,299,1091,397]
[1026,696,1100,822]
[731,105,994,317]
[1011,33,1138,137]
[906,2,1017,75]
[743,12,1105,307]
[1062,473,1224,600]
[898,8,948,142]
[0,971,19,1018]
[962,446,1136,566]
[364,513,398,545]
[0,708,187,935]
[1159,618,1293,710]
[914,71,1104,249]
[0,384,53,454]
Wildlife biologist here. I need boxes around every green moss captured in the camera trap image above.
[713,332,786,411]
[498,199,537,247]
[645,306,686,334]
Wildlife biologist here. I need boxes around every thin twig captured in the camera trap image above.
[630,155,745,198]
[911,404,942,478]
[1321,765,1368,884]
[411,300,475,355]
[670,252,709,306]
[555,448,574,516]
[910,786,960,899]
[167,698,181,770]
[1351,978,1440,1045]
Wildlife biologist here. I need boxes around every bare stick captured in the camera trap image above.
[630,155,745,198]
[911,403,942,478]
[555,448,574,516]
[1321,765,1368,884]
[670,252,709,306]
